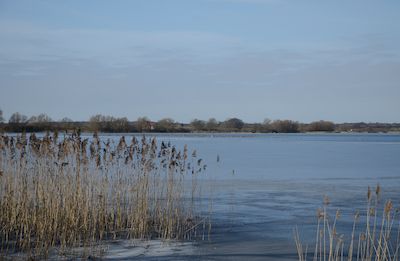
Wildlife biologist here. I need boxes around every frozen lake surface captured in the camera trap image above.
[15,133,398,260]
[83,133,400,260]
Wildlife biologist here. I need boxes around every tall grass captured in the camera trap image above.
[0,132,210,258]
[294,185,400,261]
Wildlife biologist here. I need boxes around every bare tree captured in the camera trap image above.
[190,119,206,131]
[0,109,4,123]
[9,112,28,124]
[60,117,73,122]
[261,118,272,132]
[113,117,129,132]
[27,116,38,123]
[155,118,176,132]
[136,117,152,132]
[28,113,52,123]
[89,114,104,131]
[89,114,129,132]
[307,120,335,132]
[37,113,52,123]
[222,118,244,131]
[206,118,219,131]
[271,120,299,133]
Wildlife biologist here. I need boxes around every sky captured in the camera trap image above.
[0,0,399,123]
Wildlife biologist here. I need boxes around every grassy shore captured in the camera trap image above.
[295,185,400,261]
[0,132,211,259]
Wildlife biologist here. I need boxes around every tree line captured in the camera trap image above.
[0,109,399,133]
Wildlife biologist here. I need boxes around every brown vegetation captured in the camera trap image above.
[270,120,300,133]
[305,120,335,132]
[0,109,5,123]
[295,186,400,261]
[1,110,399,133]
[0,132,210,258]
[89,114,130,132]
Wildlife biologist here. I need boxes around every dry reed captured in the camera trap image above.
[294,185,400,261]
[0,132,210,259]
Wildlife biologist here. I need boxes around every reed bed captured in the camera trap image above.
[295,185,400,261]
[0,132,210,258]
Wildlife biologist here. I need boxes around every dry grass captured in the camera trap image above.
[295,185,400,261]
[0,132,211,258]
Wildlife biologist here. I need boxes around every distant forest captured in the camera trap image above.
[0,110,399,133]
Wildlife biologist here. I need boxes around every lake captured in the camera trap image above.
[89,133,400,260]
[6,132,399,260]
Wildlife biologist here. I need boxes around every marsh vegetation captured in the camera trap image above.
[0,131,398,260]
[0,132,211,259]
[295,186,400,261]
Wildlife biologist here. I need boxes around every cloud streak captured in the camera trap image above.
[1,0,399,122]
[0,21,246,68]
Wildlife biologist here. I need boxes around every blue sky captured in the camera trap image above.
[0,0,399,123]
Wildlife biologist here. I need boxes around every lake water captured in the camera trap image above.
[91,133,400,260]
[10,132,399,260]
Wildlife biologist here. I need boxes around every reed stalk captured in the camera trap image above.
[0,132,210,259]
[295,186,399,261]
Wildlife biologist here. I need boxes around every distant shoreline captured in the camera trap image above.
[3,130,400,135]
[1,117,399,134]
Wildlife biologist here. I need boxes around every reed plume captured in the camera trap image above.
[294,185,400,261]
[0,132,210,259]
